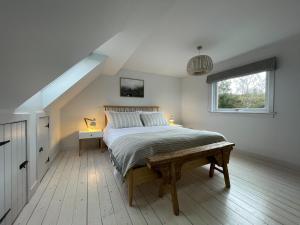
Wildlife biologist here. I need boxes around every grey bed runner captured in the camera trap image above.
[109,128,226,177]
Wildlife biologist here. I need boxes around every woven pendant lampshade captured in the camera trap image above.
[187,46,213,75]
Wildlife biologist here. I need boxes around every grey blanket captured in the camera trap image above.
[109,128,226,177]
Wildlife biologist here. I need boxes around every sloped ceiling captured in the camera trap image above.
[0,0,127,110]
[124,0,300,76]
[0,0,174,110]
[15,53,107,113]
[95,0,174,75]
[2,0,300,111]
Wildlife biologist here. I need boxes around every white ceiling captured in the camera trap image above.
[124,0,300,76]
[95,0,174,75]
[2,0,300,110]
[0,0,129,110]
[0,0,173,110]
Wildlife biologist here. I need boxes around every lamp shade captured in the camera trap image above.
[187,46,213,76]
[84,118,97,129]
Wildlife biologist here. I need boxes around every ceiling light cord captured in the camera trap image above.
[197,46,202,54]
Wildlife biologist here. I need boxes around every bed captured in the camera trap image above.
[103,105,234,215]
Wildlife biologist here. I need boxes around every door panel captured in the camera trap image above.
[3,124,12,225]
[15,122,27,215]
[37,117,50,181]
[0,125,5,223]
[16,122,23,214]
[10,123,18,221]
[21,122,27,207]
[0,122,26,225]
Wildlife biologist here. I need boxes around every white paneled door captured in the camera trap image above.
[0,125,5,224]
[37,116,50,182]
[0,121,27,225]
[3,124,12,225]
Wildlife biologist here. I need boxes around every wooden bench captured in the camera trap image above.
[146,141,235,215]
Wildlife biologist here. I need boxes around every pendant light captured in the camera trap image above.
[187,46,213,76]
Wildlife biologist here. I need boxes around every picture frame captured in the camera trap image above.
[120,77,144,98]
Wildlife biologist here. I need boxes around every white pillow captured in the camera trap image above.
[105,111,143,128]
[140,112,169,126]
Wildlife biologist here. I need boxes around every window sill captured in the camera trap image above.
[209,111,276,116]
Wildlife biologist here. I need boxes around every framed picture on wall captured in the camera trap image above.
[120,77,144,97]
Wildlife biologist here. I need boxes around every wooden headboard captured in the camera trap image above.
[103,105,160,126]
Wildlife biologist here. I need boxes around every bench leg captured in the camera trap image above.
[170,164,179,216]
[221,150,231,188]
[222,163,230,188]
[209,163,215,177]
[128,170,134,206]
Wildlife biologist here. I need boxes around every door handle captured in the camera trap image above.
[39,147,44,152]
[0,208,11,223]
[19,160,28,170]
[0,140,10,147]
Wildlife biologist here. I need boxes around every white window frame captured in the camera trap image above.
[210,71,275,114]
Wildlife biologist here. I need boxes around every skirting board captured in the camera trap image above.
[29,180,39,200]
[28,146,61,201]
[49,145,60,165]
[232,149,300,173]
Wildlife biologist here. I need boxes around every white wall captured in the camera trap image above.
[181,35,300,166]
[60,69,182,149]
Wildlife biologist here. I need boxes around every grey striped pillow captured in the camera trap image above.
[140,112,169,126]
[106,111,143,128]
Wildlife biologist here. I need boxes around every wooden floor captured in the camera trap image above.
[14,148,300,225]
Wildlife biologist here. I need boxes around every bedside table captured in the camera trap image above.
[78,130,104,156]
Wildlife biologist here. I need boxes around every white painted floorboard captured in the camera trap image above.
[14,149,300,225]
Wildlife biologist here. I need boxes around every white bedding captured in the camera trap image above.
[104,125,226,176]
[103,125,181,148]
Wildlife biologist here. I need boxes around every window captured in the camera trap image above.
[211,71,274,113]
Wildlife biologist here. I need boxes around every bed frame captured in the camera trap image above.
[103,105,234,215]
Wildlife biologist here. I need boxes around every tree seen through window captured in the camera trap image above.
[217,72,267,109]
